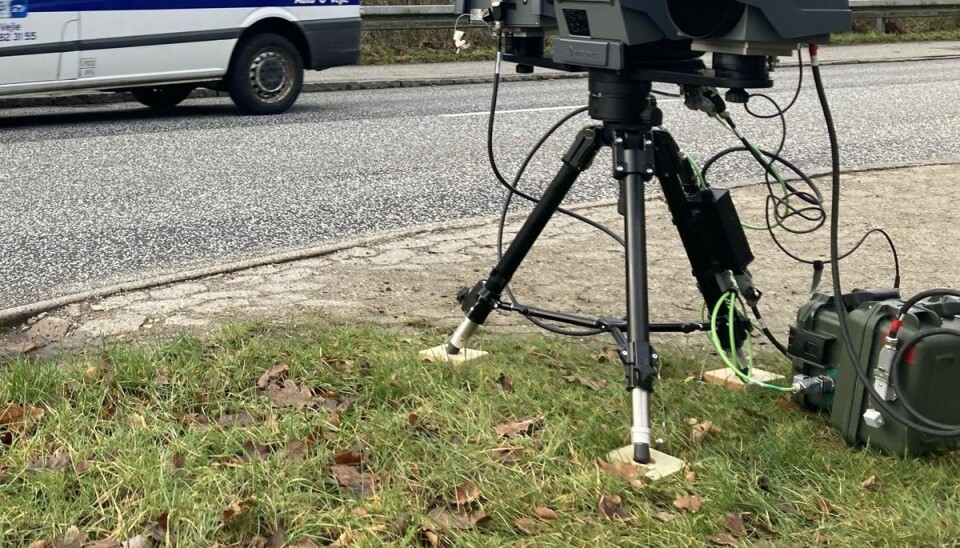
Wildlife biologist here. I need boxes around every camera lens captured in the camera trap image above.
[667,0,745,39]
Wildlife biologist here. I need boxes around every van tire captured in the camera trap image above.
[227,33,304,115]
[131,85,194,109]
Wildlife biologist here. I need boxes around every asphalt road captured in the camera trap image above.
[2,59,959,310]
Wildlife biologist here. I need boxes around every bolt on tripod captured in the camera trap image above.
[444,69,760,464]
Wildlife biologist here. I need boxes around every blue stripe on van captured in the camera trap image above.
[28,0,359,12]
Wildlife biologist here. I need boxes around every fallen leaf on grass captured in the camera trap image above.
[58,526,85,548]
[333,443,364,465]
[169,452,185,470]
[241,440,274,462]
[756,474,771,492]
[497,373,513,392]
[860,475,879,491]
[216,412,256,428]
[258,362,289,389]
[222,496,257,524]
[514,518,539,535]
[265,379,317,409]
[684,466,696,482]
[27,541,50,548]
[426,507,489,531]
[597,459,640,481]
[28,452,72,472]
[673,494,702,513]
[147,513,172,544]
[492,447,525,464]
[493,417,543,438]
[451,482,481,506]
[179,413,211,430]
[284,440,311,460]
[331,465,376,497]
[595,347,621,363]
[1,403,45,434]
[691,420,723,445]
[127,414,146,428]
[263,526,286,548]
[562,374,608,391]
[599,494,628,520]
[774,395,798,411]
[534,507,557,520]
[724,513,747,536]
[654,511,678,523]
[709,533,741,547]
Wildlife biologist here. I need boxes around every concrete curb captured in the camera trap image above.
[3,159,957,328]
[1,54,957,110]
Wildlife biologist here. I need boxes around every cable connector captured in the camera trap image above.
[792,375,835,395]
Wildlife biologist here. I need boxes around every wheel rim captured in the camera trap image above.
[249,48,294,103]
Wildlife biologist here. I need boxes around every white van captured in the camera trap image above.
[0,0,361,114]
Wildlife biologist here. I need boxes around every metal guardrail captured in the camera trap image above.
[361,0,960,31]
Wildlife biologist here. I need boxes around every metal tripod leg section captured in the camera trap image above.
[445,126,605,354]
[615,129,658,464]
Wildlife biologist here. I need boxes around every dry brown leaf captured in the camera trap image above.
[260,526,285,548]
[672,494,702,513]
[653,511,678,523]
[179,413,210,430]
[514,518,539,535]
[684,466,696,482]
[534,507,557,520]
[756,474,771,492]
[331,465,376,496]
[127,414,146,428]
[493,417,543,438]
[170,452,185,470]
[774,395,798,410]
[691,420,723,444]
[59,526,85,548]
[257,362,289,389]
[709,533,741,547]
[74,460,93,474]
[284,440,310,460]
[84,540,120,548]
[562,375,608,391]
[598,494,628,520]
[27,541,51,548]
[333,444,363,466]
[28,452,72,472]
[420,529,441,548]
[1,402,45,430]
[724,513,748,536]
[497,373,513,392]
[596,347,621,363]
[597,459,640,481]
[452,482,481,506]
[426,507,489,531]
[265,379,317,409]
[407,413,420,426]
[222,495,256,524]
[295,539,319,548]
[860,475,879,491]
[147,512,170,543]
[328,530,359,548]
[216,412,256,428]
[492,447,525,464]
[242,440,274,462]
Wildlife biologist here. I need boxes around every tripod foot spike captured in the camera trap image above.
[607,445,685,481]
[419,345,488,364]
[633,443,651,465]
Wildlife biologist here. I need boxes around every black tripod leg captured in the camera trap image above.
[446,125,605,354]
[614,129,658,464]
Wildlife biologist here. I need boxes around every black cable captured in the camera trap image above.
[745,49,804,119]
[485,42,623,337]
[897,289,960,319]
[750,305,788,356]
[814,48,960,437]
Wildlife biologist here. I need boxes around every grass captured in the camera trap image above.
[3,319,960,546]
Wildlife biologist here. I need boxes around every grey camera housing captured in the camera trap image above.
[458,0,851,70]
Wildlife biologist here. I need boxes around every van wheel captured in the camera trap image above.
[131,85,194,109]
[227,33,303,115]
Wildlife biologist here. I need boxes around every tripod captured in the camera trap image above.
[445,71,758,464]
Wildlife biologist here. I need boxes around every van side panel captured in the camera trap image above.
[0,0,78,85]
